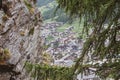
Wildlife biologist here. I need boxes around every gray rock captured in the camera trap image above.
[0,0,42,80]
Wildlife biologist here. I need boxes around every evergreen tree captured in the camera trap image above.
[25,0,120,80]
[56,0,120,79]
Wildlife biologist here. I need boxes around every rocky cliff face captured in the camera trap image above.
[0,0,42,80]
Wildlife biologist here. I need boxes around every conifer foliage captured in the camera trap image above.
[56,0,120,79]
[25,62,74,80]
[25,0,120,80]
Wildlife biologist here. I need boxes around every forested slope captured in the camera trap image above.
[37,0,54,7]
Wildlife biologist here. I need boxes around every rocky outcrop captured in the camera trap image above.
[0,0,42,80]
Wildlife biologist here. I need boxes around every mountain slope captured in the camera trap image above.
[37,0,84,38]
[37,0,54,7]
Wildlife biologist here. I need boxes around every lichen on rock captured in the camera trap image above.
[0,0,42,80]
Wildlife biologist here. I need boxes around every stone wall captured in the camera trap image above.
[0,0,42,80]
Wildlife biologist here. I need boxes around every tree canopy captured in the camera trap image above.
[56,0,120,79]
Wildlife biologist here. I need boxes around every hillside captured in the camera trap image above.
[37,0,72,22]
[37,0,54,7]
[37,0,84,38]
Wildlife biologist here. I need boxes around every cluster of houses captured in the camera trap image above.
[40,22,83,66]
[40,22,101,80]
